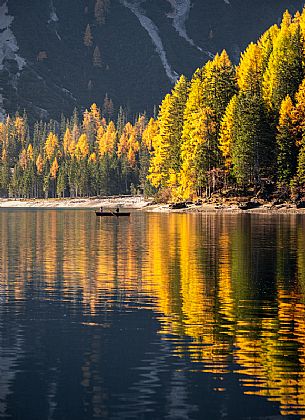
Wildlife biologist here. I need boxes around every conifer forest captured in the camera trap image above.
[2,9,305,202]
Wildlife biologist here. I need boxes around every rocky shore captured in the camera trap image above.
[0,196,305,214]
[147,201,305,214]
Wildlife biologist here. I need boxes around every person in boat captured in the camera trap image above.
[116,207,119,213]
[100,206,103,212]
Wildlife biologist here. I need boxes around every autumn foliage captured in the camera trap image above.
[2,8,305,201]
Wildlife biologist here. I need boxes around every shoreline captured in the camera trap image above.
[0,196,148,209]
[147,202,305,214]
[0,197,305,214]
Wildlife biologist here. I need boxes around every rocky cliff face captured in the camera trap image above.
[0,0,303,121]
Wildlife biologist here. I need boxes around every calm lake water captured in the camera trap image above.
[0,210,305,419]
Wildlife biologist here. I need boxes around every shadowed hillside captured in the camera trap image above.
[0,0,303,121]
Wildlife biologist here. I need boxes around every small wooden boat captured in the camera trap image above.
[95,211,131,217]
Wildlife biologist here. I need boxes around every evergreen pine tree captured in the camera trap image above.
[95,0,109,25]
[292,79,305,144]
[219,95,238,168]
[93,46,102,67]
[297,138,305,185]
[0,154,10,197]
[103,94,114,119]
[60,113,67,141]
[117,107,127,137]
[72,108,79,128]
[84,24,93,48]
[276,96,298,184]
[57,164,67,198]
[232,92,275,187]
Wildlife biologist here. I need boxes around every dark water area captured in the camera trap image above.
[0,210,305,419]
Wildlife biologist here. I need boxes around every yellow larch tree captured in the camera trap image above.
[68,139,76,158]
[27,144,34,161]
[98,121,117,156]
[96,125,105,151]
[50,157,59,179]
[258,24,279,73]
[44,132,59,161]
[19,149,27,170]
[2,147,7,162]
[299,8,305,53]
[0,122,5,148]
[262,10,304,112]
[142,118,158,151]
[90,103,102,130]
[237,43,263,95]
[14,116,26,146]
[179,107,217,199]
[180,53,236,194]
[166,75,189,171]
[219,95,238,168]
[201,50,237,121]
[148,75,189,190]
[88,152,97,163]
[36,154,44,174]
[148,94,172,188]
[182,75,205,153]
[179,73,205,198]
[118,122,139,167]
[82,109,92,132]
[63,128,73,156]
[75,134,89,160]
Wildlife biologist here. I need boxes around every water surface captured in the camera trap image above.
[0,210,305,419]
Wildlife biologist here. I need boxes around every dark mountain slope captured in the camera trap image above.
[0,0,304,121]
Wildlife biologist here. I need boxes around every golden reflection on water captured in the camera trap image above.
[1,211,305,416]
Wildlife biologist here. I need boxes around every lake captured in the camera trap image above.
[0,210,305,419]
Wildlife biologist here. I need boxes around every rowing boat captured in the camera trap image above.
[95,211,131,217]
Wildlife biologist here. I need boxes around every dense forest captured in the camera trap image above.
[1,8,305,201]
[0,103,152,198]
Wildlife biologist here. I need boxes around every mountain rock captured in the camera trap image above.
[0,0,303,121]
